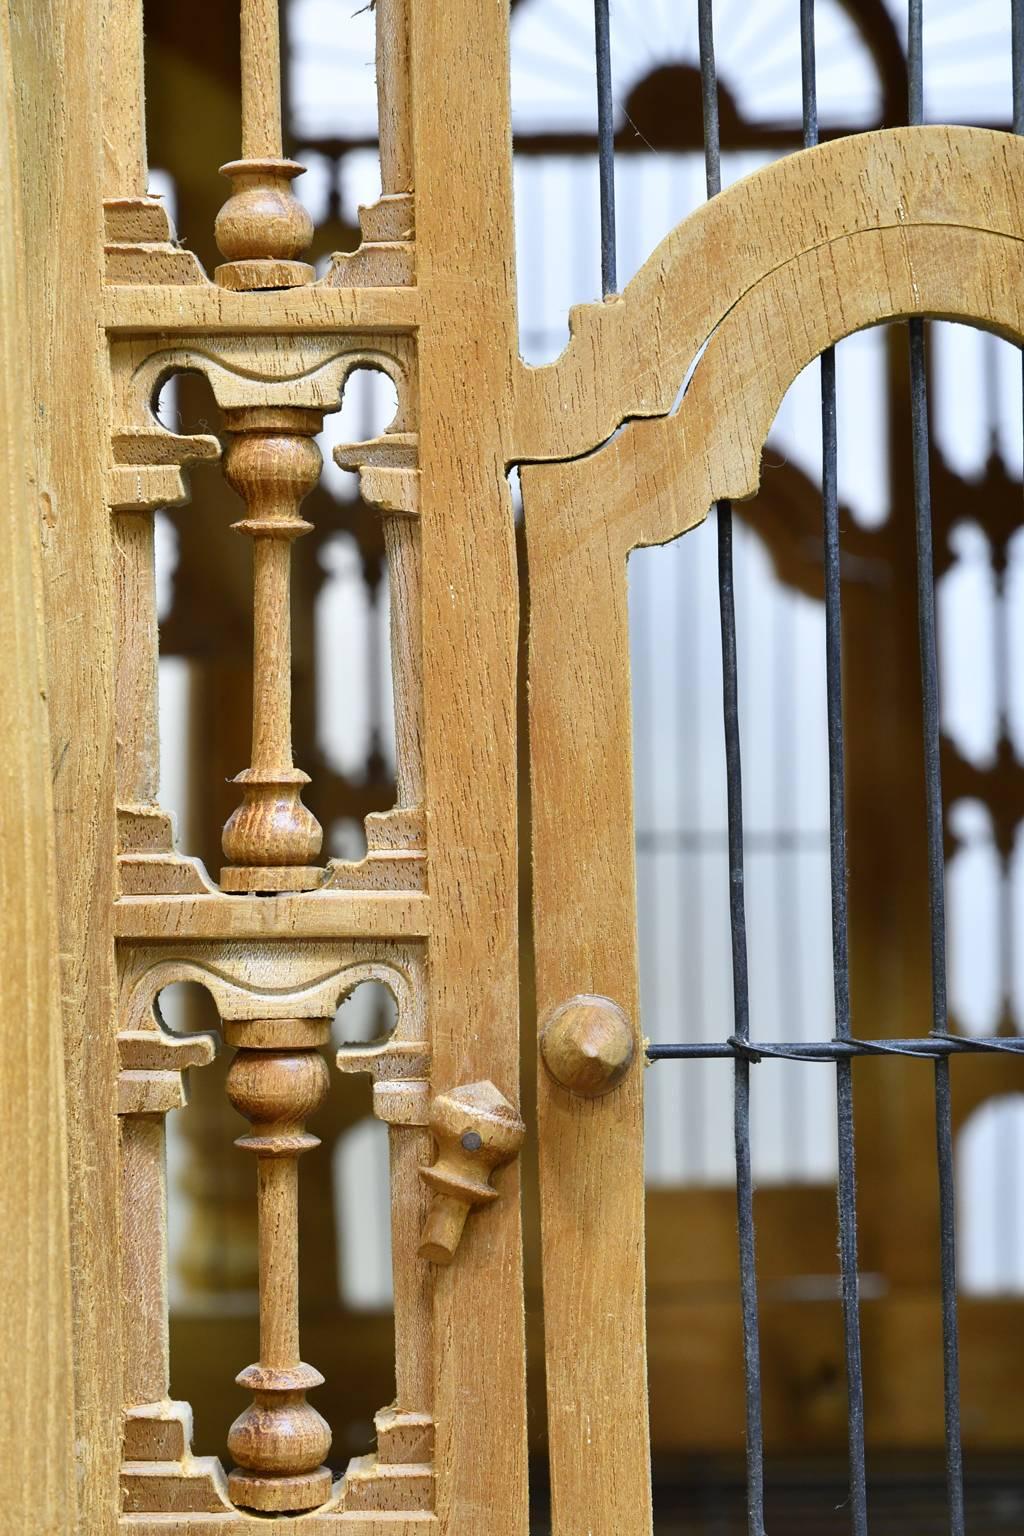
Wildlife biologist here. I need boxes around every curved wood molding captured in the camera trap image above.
[524,127,1024,1536]
[515,125,1024,461]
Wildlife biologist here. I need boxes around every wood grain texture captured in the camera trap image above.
[514,125,1024,460]
[103,285,419,334]
[120,1516,436,1535]
[113,891,428,940]
[10,0,123,1528]
[409,0,529,1531]
[0,9,77,1528]
[524,127,1024,1536]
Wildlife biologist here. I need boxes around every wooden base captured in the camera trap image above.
[219,865,325,893]
[228,1464,332,1513]
[215,259,315,291]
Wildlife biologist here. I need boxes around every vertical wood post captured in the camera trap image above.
[11,0,123,1526]
[0,13,77,1528]
[410,0,529,1529]
[220,407,326,892]
[376,0,412,194]
[214,0,314,291]
[101,0,147,196]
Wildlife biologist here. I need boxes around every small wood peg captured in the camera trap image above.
[418,1081,525,1265]
[540,995,635,1097]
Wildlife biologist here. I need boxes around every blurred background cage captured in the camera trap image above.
[144,0,1024,1528]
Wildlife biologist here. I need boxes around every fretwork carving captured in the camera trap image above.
[106,335,422,900]
[96,0,440,1523]
[114,939,433,1519]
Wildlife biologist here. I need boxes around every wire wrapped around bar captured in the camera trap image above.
[648,1033,1024,1063]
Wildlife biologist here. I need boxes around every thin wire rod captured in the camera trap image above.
[802,2,868,1525]
[593,0,617,294]
[824,326,870,1536]
[908,7,964,1529]
[699,4,764,1530]
[648,1033,1024,1061]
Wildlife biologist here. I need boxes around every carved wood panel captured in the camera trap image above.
[7,1,1024,1533]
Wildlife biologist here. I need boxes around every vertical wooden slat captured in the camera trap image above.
[0,10,78,1530]
[410,0,529,1531]
[9,0,123,1527]
[525,456,653,1536]
[101,0,147,195]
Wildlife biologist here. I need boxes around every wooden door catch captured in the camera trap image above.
[540,995,635,1097]
[418,1081,525,1264]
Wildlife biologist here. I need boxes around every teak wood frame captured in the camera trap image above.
[3,2,1024,1534]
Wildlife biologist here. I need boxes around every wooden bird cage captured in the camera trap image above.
[3,1,1024,1533]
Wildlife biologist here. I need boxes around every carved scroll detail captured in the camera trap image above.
[116,939,431,1517]
[107,334,422,897]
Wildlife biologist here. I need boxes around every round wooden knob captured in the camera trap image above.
[540,995,635,1097]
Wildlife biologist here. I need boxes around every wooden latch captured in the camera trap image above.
[418,1081,525,1264]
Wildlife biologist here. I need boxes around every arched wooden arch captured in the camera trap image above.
[522,125,1024,1536]
[515,126,1024,458]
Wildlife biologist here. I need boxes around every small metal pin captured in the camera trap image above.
[461,1131,483,1152]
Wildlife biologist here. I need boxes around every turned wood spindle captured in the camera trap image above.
[221,407,325,892]
[418,1082,525,1265]
[225,1044,332,1513]
[214,0,314,291]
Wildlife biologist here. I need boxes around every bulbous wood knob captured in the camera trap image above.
[418,1081,525,1265]
[540,995,635,1097]
[215,159,315,291]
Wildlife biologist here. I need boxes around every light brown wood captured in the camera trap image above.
[418,1083,526,1264]
[113,891,428,940]
[524,126,1024,1536]
[219,407,325,890]
[103,284,419,334]
[225,1045,332,1512]
[121,1516,436,1535]
[539,994,635,1098]
[0,11,77,1527]
[410,1,530,1529]
[214,0,314,292]
[514,126,1024,461]
[17,1,1024,1530]
[10,1,125,1528]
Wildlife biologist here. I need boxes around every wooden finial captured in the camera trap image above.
[214,0,314,291]
[225,1043,332,1513]
[220,407,325,893]
[539,995,635,1098]
[418,1082,525,1265]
